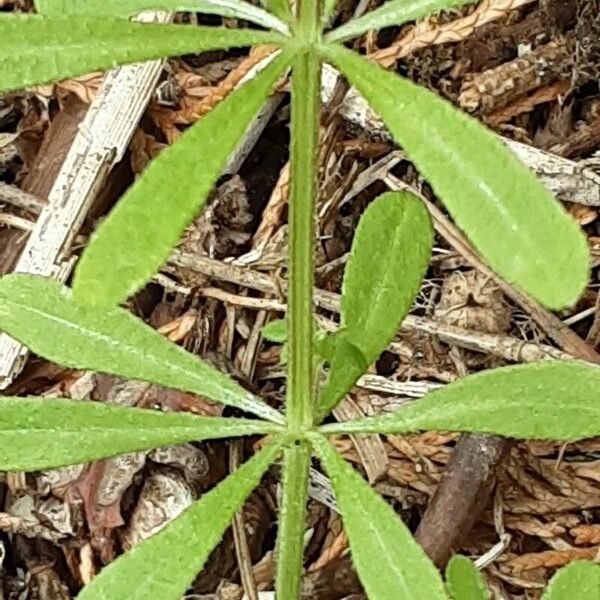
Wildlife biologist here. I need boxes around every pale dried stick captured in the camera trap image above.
[0,182,46,213]
[0,11,173,389]
[371,0,538,68]
[169,251,573,364]
[230,440,260,600]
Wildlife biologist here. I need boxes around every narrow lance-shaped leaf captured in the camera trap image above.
[0,13,284,94]
[446,556,489,600]
[0,398,280,472]
[327,0,476,43]
[311,435,447,600]
[34,0,289,34]
[322,0,341,25]
[261,0,291,22]
[78,440,283,600]
[317,191,433,420]
[73,50,292,308]
[323,44,589,310]
[320,361,600,440]
[542,561,600,600]
[0,275,283,423]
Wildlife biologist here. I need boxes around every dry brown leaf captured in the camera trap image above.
[507,546,599,572]
[571,524,600,545]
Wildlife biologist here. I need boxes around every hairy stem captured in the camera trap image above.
[275,442,311,599]
[286,18,321,430]
[277,3,321,597]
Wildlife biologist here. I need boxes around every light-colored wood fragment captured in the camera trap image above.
[0,11,172,389]
[333,396,388,483]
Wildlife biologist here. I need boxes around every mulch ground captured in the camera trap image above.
[1,1,600,598]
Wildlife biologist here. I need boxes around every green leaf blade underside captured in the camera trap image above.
[34,0,289,34]
[0,275,282,423]
[73,50,292,308]
[78,440,282,600]
[322,0,341,25]
[261,0,292,23]
[312,435,447,600]
[316,335,368,421]
[320,361,600,440]
[317,191,433,419]
[446,556,489,600]
[341,191,433,363]
[0,398,278,471]
[262,318,288,342]
[327,0,477,43]
[324,44,589,310]
[0,14,284,94]
[542,561,600,600]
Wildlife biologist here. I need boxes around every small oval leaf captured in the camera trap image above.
[78,440,282,600]
[262,318,288,342]
[0,397,278,471]
[341,192,433,357]
[542,561,600,600]
[73,50,291,308]
[34,0,289,34]
[312,434,447,600]
[324,44,589,310]
[327,0,476,43]
[0,13,283,94]
[0,275,282,422]
[446,556,488,600]
[317,191,433,418]
[320,361,600,440]
[317,334,368,420]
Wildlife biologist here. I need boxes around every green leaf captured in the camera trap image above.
[327,0,476,43]
[34,0,289,34]
[262,318,288,342]
[0,397,279,471]
[73,50,292,308]
[320,361,600,440]
[322,0,341,25]
[342,193,433,364]
[446,556,488,600]
[261,0,291,22]
[323,44,589,310]
[316,334,368,421]
[0,13,284,94]
[78,439,282,600]
[317,192,433,419]
[311,435,447,600]
[542,561,600,600]
[0,275,282,423]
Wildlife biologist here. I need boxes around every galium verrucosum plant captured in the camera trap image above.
[0,1,598,598]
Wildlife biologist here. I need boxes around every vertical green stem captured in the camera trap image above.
[276,2,321,598]
[286,12,321,431]
[275,442,311,599]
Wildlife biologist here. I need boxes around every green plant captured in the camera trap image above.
[0,1,598,598]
